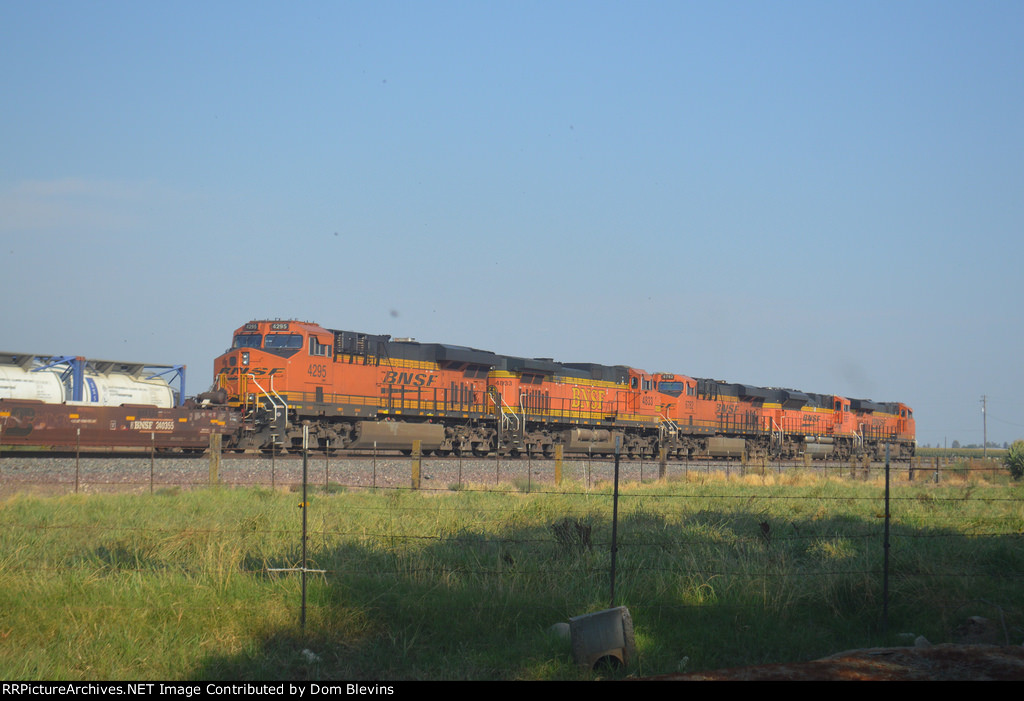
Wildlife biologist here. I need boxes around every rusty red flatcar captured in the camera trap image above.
[0,353,238,451]
[0,400,239,449]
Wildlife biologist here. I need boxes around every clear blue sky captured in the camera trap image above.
[2,1,1022,447]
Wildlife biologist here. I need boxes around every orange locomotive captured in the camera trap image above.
[211,319,915,459]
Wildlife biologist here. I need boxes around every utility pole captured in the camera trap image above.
[981,395,987,458]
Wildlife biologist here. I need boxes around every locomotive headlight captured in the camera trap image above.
[242,352,249,366]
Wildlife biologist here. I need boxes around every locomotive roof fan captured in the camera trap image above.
[569,606,636,670]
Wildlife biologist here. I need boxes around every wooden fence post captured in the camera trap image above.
[555,444,563,486]
[411,439,421,489]
[209,433,221,487]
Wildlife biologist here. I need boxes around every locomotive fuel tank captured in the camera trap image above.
[707,436,746,458]
[348,420,445,451]
[563,428,623,453]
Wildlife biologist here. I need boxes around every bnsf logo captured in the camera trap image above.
[218,368,283,377]
[382,371,437,387]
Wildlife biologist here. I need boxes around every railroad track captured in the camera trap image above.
[0,450,927,499]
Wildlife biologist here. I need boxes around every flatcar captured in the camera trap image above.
[0,352,238,450]
[211,319,915,459]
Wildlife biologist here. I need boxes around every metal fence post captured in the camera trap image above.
[610,436,621,608]
[301,424,309,629]
[882,443,891,634]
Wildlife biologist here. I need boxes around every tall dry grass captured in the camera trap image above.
[1,471,1021,679]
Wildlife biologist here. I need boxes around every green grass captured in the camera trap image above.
[917,447,1009,461]
[1,472,1022,680]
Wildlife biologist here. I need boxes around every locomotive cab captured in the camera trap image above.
[896,403,915,443]
[625,368,663,420]
[656,373,697,425]
[831,396,854,435]
[215,320,336,420]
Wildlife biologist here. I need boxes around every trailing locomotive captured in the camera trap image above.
[0,352,239,449]
[212,320,916,460]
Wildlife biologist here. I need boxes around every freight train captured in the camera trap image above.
[210,319,916,460]
[0,353,238,449]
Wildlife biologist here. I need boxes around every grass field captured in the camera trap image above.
[1,470,1022,680]
[916,447,1009,460]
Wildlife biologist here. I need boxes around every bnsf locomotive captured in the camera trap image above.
[212,319,915,460]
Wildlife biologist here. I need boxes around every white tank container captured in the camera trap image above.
[0,365,67,403]
[78,372,175,408]
[0,362,175,408]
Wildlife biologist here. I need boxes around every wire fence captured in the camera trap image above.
[2,449,1023,667]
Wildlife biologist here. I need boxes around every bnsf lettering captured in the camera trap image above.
[131,420,174,431]
[382,371,437,387]
[570,387,604,411]
[219,368,283,377]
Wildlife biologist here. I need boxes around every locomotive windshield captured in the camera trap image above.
[233,334,262,349]
[264,333,303,350]
[658,381,684,396]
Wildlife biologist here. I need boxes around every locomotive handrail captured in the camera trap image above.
[488,389,520,431]
[269,375,288,421]
[500,395,520,431]
[658,412,679,437]
[518,393,532,427]
[246,373,288,425]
